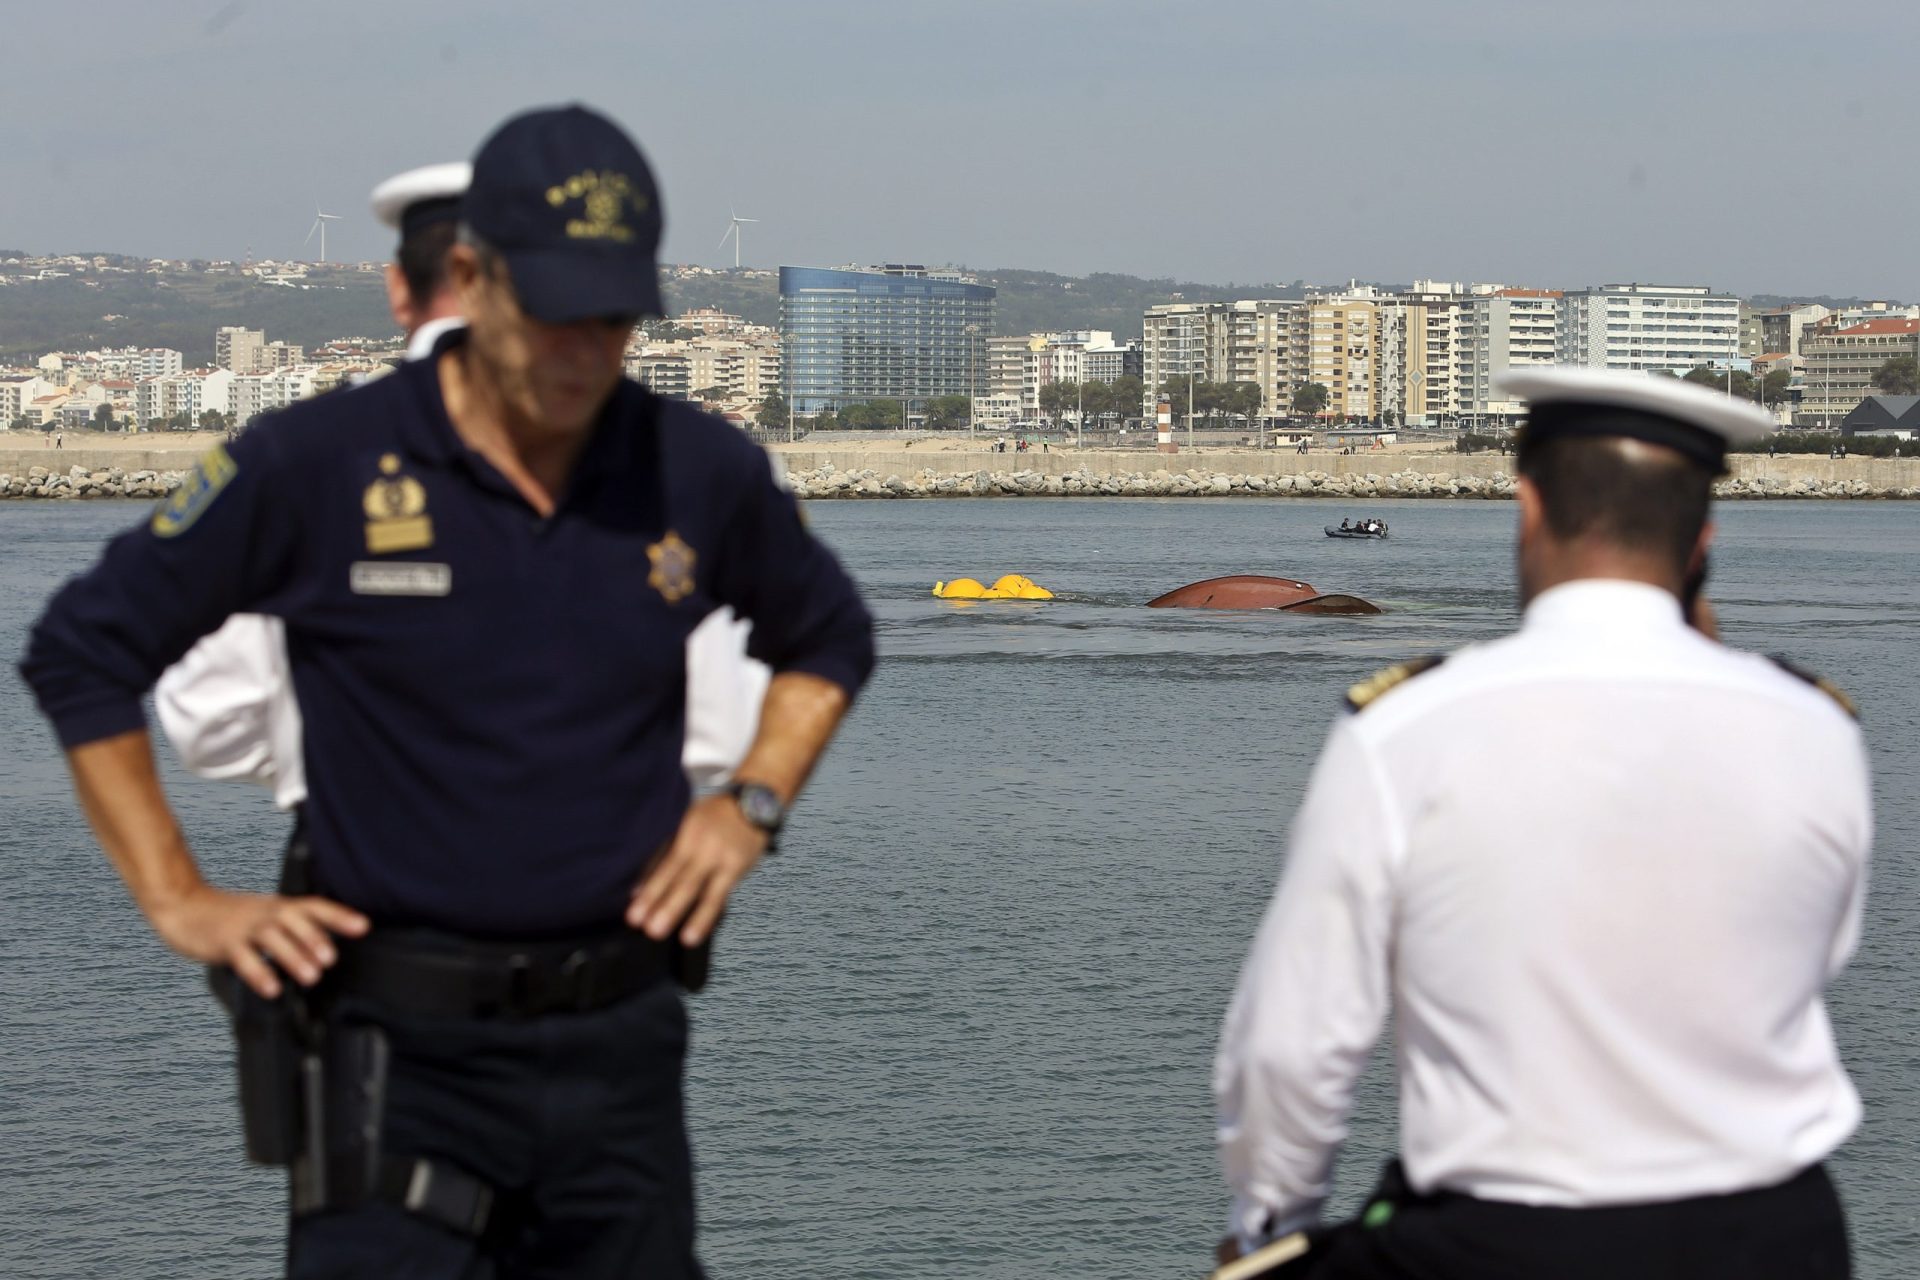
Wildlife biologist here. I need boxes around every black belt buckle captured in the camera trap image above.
[559,947,596,1013]
[503,953,533,1018]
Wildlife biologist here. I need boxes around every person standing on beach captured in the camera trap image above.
[21,104,874,1277]
[1214,368,1869,1280]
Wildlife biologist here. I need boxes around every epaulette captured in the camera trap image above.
[1769,656,1859,720]
[1346,655,1446,713]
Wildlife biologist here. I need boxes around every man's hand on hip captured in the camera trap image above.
[151,884,369,999]
[628,794,768,946]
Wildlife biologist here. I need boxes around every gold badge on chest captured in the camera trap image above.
[646,530,697,604]
[363,453,433,554]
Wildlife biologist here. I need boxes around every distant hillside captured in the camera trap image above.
[663,267,1311,338]
[0,268,396,365]
[10,257,1884,366]
[1747,294,1902,310]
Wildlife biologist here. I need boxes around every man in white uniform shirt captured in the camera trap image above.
[1214,368,1869,1280]
[156,163,766,810]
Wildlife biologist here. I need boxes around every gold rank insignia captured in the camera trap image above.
[363,453,433,554]
[151,443,237,538]
[1769,656,1860,720]
[1345,654,1447,713]
[646,530,697,604]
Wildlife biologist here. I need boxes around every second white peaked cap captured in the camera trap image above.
[1497,365,1774,454]
[369,161,473,230]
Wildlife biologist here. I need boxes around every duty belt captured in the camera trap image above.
[328,927,671,1019]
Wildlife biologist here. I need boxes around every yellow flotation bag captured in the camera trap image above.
[931,575,1054,600]
[988,574,1054,600]
[932,578,991,599]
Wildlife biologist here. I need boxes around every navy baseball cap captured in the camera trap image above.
[463,105,665,323]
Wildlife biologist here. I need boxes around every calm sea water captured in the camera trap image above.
[1,497,1914,1278]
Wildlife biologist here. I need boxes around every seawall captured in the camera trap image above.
[768,449,1920,500]
[2,445,1916,499]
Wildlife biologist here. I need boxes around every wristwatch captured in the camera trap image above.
[727,781,786,851]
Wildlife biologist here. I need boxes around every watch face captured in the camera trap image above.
[737,784,784,830]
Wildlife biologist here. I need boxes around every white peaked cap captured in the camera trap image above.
[369,162,473,231]
[1497,366,1774,459]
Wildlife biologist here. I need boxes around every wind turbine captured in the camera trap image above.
[303,209,343,263]
[717,208,758,269]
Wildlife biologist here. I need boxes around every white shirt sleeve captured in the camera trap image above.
[1215,717,1400,1243]
[681,607,770,793]
[153,614,304,808]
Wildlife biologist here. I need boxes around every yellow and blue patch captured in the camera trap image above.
[151,445,238,538]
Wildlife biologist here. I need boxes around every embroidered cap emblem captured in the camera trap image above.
[646,530,697,604]
[545,169,644,243]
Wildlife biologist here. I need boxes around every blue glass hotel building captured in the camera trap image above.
[780,265,996,413]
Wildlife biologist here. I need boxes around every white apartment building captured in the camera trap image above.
[674,307,768,337]
[971,392,1021,428]
[629,353,692,400]
[1083,337,1141,384]
[1141,304,1213,391]
[0,374,53,423]
[1558,284,1739,374]
[139,348,185,378]
[1142,301,1297,419]
[135,368,235,427]
[985,336,1029,400]
[1455,288,1561,422]
[229,368,316,425]
[629,334,782,406]
[983,331,1135,420]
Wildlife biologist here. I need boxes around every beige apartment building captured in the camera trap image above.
[1797,317,1919,426]
[1291,294,1381,420]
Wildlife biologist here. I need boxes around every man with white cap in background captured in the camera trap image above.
[153,162,473,811]
[157,161,767,811]
[1213,368,1870,1279]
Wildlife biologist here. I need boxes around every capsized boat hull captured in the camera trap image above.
[1147,575,1382,614]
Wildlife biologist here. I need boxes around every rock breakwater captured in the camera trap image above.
[783,463,1919,501]
[1,464,184,499]
[1,461,1914,501]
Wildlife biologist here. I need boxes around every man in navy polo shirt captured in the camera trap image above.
[21,105,875,1277]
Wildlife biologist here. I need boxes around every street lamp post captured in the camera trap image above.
[965,322,980,445]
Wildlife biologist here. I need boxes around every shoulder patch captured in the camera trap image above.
[1346,654,1447,713]
[151,444,238,538]
[1769,655,1859,720]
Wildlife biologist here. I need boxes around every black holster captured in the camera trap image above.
[212,816,491,1235]
[208,966,312,1166]
[209,815,321,1166]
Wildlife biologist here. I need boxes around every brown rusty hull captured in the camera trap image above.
[1147,575,1320,609]
[1284,593,1383,615]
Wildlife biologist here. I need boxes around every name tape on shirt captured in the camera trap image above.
[350,561,452,597]
[151,444,238,538]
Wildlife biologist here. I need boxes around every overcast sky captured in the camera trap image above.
[3,0,1916,299]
